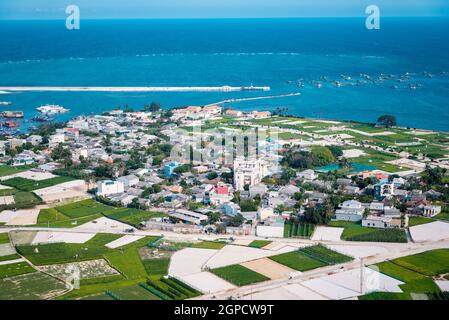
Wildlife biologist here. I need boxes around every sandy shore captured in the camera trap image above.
[0,86,270,92]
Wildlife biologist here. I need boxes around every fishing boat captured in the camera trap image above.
[1,111,24,118]
[2,121,20,128]
[37,104,69,114]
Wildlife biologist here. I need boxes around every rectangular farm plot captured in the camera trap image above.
[389,249,449,277]
[242,258,296,280]
[269,245,352,272]
[39,259,119,280]
[211,264,270,286]
[269,251,326,272]
[248,240,272,248]
[109,285,161,300]
[0,262,35,279]
[0,272,67,300]
[1,176,74,192]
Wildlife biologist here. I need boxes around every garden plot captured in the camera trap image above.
[327,245,389,259]
[2,209,40,225]
[178,271,236,294]
[31,231,96,245]
[311,227,343,241]
[39,259,119,280]
[301,267,404,300]
[105,235,145,249]
[409,221,449,242]
[0,170,56,181]
[0,196,15,205]
[0,272,67,300]
[169,248,218,277]
[241,258,297,280]
[76,216,137,233]
[204,245,282,269]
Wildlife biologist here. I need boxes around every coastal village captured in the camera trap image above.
[1,103,449,300]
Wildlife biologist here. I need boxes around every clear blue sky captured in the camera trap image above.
[0,0,448,20]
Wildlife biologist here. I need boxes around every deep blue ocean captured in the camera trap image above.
[0,18,448,131]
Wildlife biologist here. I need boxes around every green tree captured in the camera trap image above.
[377,115,397,128]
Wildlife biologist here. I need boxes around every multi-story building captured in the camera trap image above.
[233,158,268,191]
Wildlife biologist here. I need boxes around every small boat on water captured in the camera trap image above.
[1,111,24,118]
[37,104,69,114]
[31,115,54,122]
[2,121,20,128]
[0,102,11,106]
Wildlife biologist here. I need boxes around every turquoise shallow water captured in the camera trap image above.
[0,18,448,131]
[317,163,377,173]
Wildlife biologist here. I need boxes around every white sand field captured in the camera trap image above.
[232,239,253,246]
[435,280,449,292]
[342,149,366,158]
[0,258,25,266]
[105,235,145,249]
[283,283,328,300]
[0,210,17,223]
[75,217,136,232]
[410,221,449,242]
[301,267,403,300]
[31,231,96,244]
[0,170,56,181]
[2,209,40,226]
[204,245,281,269]
[327,244,389,259]
[0,184,12,190]
[0,243,16,256]
[242,258,297,280]
[0,196,15,206]
[33,180,89,203]
[241,286,301,300]
[169,248,218,277]
[177,272,236,294]
[311,226,343,241]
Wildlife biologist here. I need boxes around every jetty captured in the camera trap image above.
[0,86,270,93]
[205,92,301,106]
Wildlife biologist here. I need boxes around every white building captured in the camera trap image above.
[117,175,139,188]
[297,169,317,182]
[422,205,442,217]
[362,215,405,229]
[49,133,65,146]
[256,217,284,238]
[170,209,208,225]
[97,180,125,196]
[233,158,268,191]
[334,200,364,222]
